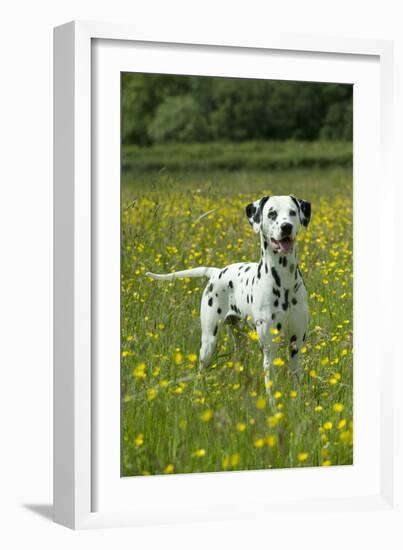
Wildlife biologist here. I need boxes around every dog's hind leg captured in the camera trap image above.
[199,289,222,369]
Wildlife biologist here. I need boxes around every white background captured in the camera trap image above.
[0,0,402,548]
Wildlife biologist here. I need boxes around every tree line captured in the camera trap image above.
[122,73,352,146]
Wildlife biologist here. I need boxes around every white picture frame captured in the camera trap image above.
[54,20,400,531]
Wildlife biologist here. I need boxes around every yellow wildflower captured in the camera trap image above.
[192,448,206,457]
[298,452,309,462]
[200,409,213,422]
[255,396,266,410]
[333,403,344,413]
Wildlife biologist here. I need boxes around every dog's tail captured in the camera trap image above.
[146,266,219,281]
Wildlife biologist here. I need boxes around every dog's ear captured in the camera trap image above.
[290,196,311,229]
[245,196,270,233]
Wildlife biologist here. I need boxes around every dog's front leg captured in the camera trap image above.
[256,319,279,404]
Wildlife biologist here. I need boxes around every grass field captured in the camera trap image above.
[121,143,353,476]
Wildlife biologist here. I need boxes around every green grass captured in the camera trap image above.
[122,140,352,174]
[121,159,353,476]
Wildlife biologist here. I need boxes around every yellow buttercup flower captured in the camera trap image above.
[338,418,347,429]
[163,464,174,474]
[298,452,309,462]
[132,362,147,379]
[147,388,157,401]
[266,435,276,448]
[272,357,285,367]
[174,352,183,365]
[200,409,213,422]
[333,403,344,412]
[248,330,259,342]
[255,396,266,410]
[192,448,206,457]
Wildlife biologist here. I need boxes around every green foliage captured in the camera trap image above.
[122,74,353,145]
[122,140,352,175]
[148,95,209,143]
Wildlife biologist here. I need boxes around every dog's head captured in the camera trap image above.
[245,195,311,254]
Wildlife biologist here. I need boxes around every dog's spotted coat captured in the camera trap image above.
[147,195,311,400]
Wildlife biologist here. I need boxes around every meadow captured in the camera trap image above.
[121,142,353,476]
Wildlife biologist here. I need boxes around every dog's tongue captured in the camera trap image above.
[279,238,293,253]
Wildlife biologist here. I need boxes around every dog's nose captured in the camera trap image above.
[280,222,293,237]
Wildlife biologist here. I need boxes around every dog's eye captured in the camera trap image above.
[268,210,277,220]
[289,210,297,217]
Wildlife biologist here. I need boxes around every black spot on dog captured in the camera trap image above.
[271,267,281,287]
[247,295,249,303]
[290,263,295,274]
[251,295,253,304]
[290,335,297,343]
[268,208,278,220]
[217,308,222,314]
[292,298,297,305]
[303,332,306,341]
[282,289,289,311]
[208,297,213,307]
[213,325,218,336]
[264,240,268,250]
[209,283,214,292]
[273,288,280,298]
[283,257,287,268]
[229,280,233,288]
[265,262,268,274]
[291,349,298,358]
[271,313,276,320]
[277,323,282,331]
[215,293,218,297]
[246,278,249,286]
[274,299,279,307]
[245,266,251,272]
[252,277,255,285]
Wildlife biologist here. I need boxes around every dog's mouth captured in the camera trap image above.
[271,236,294,254]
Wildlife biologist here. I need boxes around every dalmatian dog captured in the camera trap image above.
[146,195,311,398]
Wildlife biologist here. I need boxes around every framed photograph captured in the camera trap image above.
[54,21,398,530]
